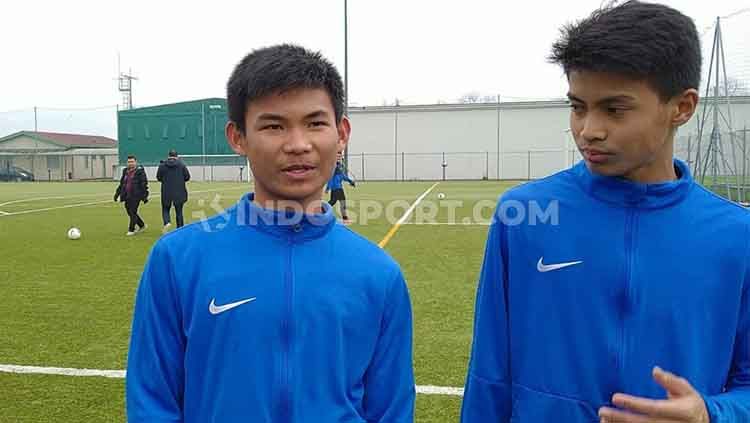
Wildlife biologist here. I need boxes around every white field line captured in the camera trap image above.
[0,192,116,208]
[396,182,440,225]
[0,210,8,215]
[0,187,248,218]
[0,364,464,396]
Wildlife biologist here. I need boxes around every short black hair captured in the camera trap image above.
[168,149,178,157]
[127,155,136,160]
[227,44,345,133]
[549,0,701,101]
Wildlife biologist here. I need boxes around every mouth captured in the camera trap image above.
[281,164,316,178]
[582,149,613,164]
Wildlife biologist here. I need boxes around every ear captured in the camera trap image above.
[336,116,351,154]
[671,88,699,128]
[225,121,247,156]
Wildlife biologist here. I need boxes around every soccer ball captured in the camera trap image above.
[67,227,81,240]
[437,193,446,200]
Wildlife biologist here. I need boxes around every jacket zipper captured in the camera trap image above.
[621,208,637,388]
[281,238,294,422]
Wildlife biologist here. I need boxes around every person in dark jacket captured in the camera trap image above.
[114,155,149,236]
[156,149,190,231]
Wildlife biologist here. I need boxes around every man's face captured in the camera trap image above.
[567,70,693,183]
[227,87,349,209]
[127,158,136,169]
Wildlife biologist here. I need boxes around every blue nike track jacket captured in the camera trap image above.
[461,159,750,422]
[126,193,415,423]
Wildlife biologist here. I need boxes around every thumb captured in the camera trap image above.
[653,366,694,398]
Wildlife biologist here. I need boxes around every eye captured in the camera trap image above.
[309,121,328,128]
[569,103,585,114]
[607,107,627,116]
[262,124,283,131]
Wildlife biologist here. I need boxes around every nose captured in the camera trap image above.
[578,115,607,143]
[282,127,312,155]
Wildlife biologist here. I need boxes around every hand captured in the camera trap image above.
[598,367,709,423]
[350,181,356,187]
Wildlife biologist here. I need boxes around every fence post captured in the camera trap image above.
[527,151,531,180]
[401,152,405,181]
[484,151,490,179]
[442,152,447,181]
[361,153,365,182]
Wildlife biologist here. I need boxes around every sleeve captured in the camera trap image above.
[156,165,164,182]
[460,210,512,422]
[114,171,124,199]
[702,230,750,422]
[362,271,415,423]
[342,171,354,184]
[183,164,190,182]
[142,169,150,199]
[126,241,186,422]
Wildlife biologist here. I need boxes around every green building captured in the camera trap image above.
[117,98,233,167]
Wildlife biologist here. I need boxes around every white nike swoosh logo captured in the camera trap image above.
[537,257,583,272]
[209,297,256,315]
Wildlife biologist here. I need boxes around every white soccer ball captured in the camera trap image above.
[437,193,446,200]
[67,227,81,240]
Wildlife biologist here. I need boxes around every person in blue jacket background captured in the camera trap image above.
[462,1,750,422]
[126,44,415,423]
[326,151,356,223]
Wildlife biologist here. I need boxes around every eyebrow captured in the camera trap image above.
[303,110,330,120]
[567,93,636,105]
[256,113,286,122]
[255,110,331,122]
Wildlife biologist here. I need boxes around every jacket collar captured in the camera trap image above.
[573,159,693,209]
[237,193,337,241]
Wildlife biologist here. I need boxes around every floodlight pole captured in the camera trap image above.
[343,0,349,169]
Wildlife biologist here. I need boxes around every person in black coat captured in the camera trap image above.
[156,150,190,231]
[114,155,149,236]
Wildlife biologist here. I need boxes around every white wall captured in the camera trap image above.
[346,97,750,180]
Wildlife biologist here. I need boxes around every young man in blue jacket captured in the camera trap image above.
[462,2,750,422]
[126,44,415,423]
[326,152,356,223]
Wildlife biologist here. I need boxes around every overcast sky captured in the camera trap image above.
[0,0,748,137]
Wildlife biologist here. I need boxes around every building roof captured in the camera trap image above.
[0,131,117,149]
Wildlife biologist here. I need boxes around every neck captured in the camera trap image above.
[623,158,677,184]
[622,139,676,183]
[253,190,324,215]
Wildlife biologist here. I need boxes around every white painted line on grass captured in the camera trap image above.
[378,182,440,248]
[0,187,249,218]
[416,385,465,396]
[0,210,8,216]
[0,184,249,208]
[0,193,115,208]
[0,364,464,396]
[0,199,114,216]
[397,182,440,226]
[0,364,125,379]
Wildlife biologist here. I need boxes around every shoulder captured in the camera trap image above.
[497,167,578,206]
[329,225,403,280]
[688,184,750,225]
